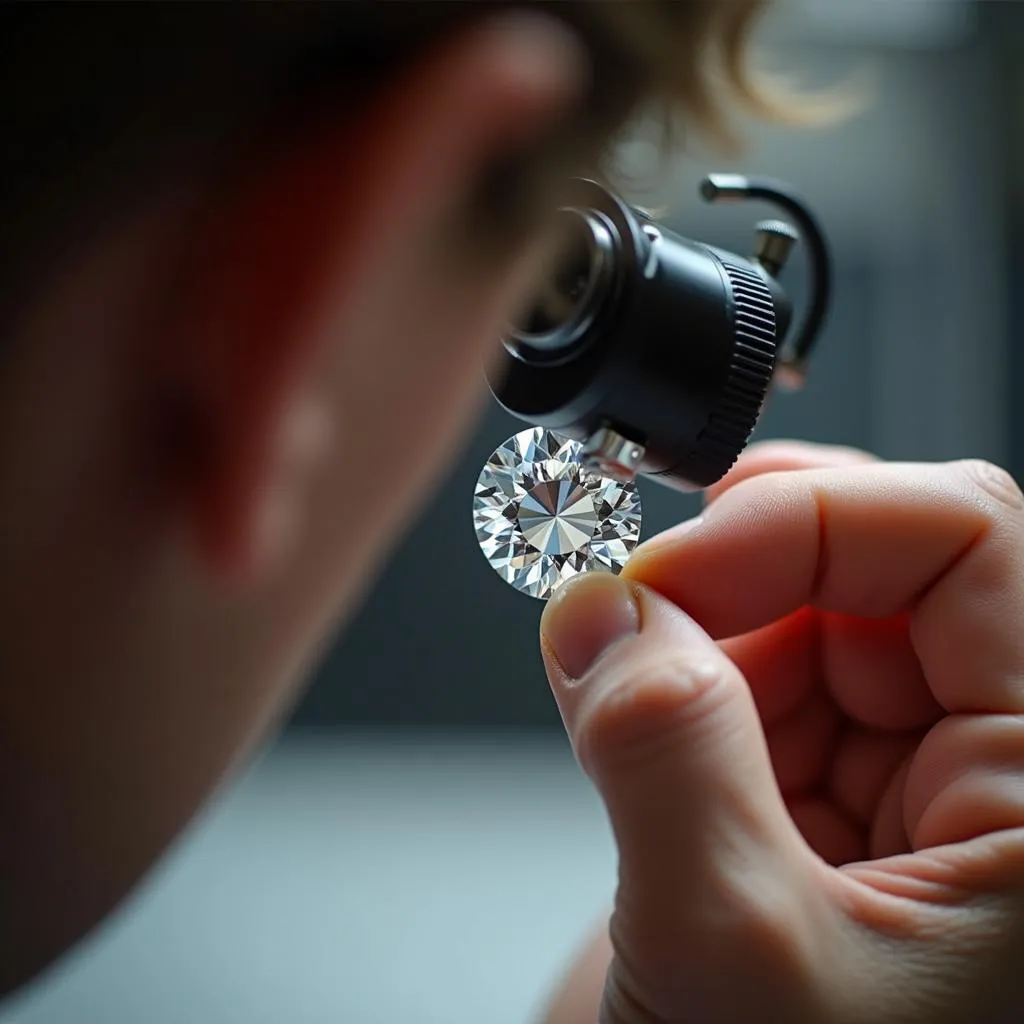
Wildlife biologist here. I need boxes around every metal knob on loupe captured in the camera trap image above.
[486,175,832,490]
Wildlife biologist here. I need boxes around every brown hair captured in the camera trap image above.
[0,1,773,316]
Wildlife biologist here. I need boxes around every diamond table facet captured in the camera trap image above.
[473,428,643,600]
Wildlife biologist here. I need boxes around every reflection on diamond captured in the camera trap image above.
[473,428,643,600]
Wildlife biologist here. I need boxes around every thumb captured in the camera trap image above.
[540,573,828,1021]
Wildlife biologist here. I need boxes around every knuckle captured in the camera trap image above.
[692,879,821,992]
[577,653,732,770]
[609,875,818,1017]
[955,459,1024,513]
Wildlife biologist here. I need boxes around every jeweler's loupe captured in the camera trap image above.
[474,174,832,600]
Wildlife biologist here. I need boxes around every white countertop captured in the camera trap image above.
[2,735,616,1024]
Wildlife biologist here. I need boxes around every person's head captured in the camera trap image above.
[0,1,777,988]
[0,0,778,672]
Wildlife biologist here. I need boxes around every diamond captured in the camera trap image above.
[473,427,643,600]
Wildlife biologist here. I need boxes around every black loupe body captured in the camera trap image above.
[487,176,830,490]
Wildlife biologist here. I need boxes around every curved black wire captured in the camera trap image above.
[700,174,832,379]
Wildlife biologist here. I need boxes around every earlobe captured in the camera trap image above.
[170,11,586,582]
[243,393,334,580]
[170,115,363,582]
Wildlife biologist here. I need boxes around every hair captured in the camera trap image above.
[0,1,776,319]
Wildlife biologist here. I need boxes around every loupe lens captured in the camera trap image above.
[510,208,611,353]
[522,214,594,335]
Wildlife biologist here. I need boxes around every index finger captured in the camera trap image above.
[703,439,879,505]
[625,459,1024,714]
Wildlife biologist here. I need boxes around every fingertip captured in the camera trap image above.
[541,572,640,683]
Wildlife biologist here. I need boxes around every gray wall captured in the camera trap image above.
[993,2,1024,485]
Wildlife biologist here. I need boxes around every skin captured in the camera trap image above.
[0,12,586,993]
[541,440,1024,1024]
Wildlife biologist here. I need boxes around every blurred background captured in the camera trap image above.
[4,2,1023,1022]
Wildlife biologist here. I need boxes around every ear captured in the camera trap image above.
[171,13,586,581]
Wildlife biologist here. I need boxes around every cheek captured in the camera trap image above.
[327,251,507,477]
[274,241,540,624]
[325,229,544,486]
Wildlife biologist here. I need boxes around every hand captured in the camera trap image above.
[539,441,1024,1024]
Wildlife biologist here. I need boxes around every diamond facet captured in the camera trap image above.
[473,428,643,600]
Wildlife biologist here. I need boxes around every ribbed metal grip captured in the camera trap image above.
[688,253,777,485]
